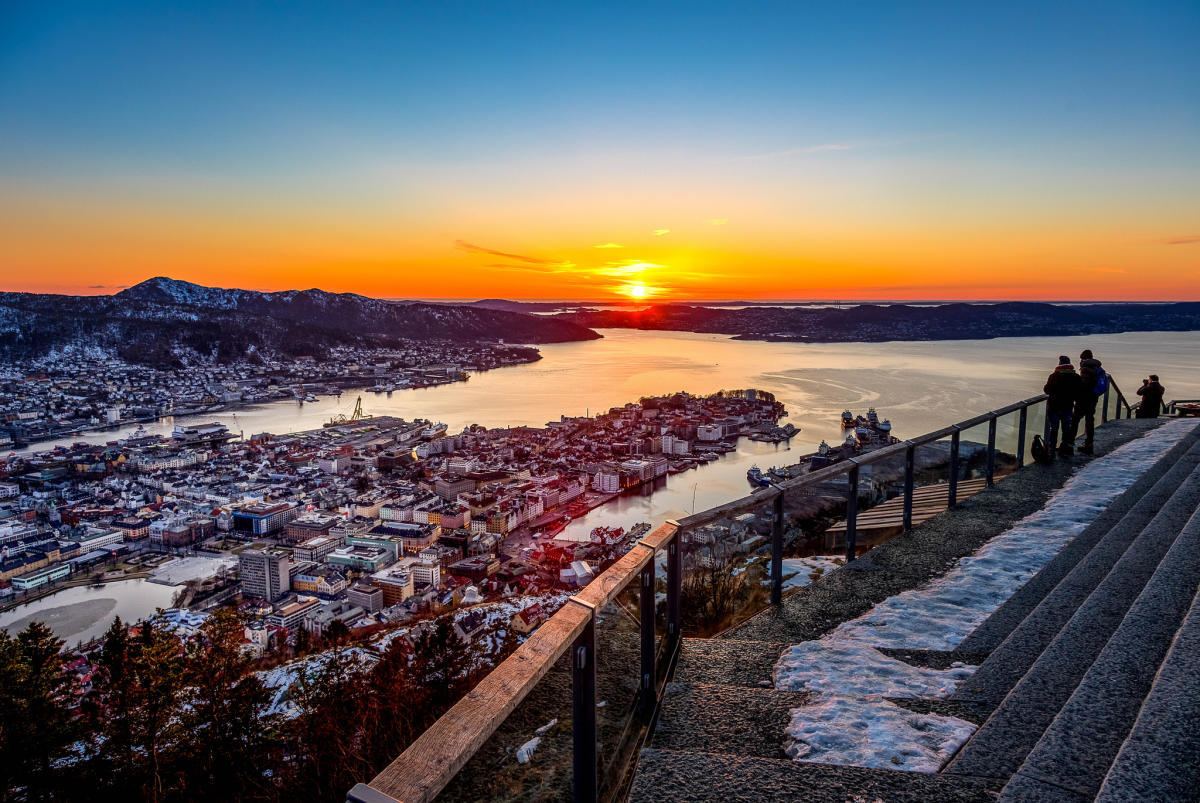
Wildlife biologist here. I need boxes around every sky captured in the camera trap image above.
[1,1,1198,301]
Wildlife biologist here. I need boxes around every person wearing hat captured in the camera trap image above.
[1044,355,1084,457]
[1075,349,1106,454]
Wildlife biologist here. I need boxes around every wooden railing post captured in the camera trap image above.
[1102,384,1111,423]
[572,618,597,803]
[986,414,997,487]
[949,427,961,507]
[844,460,860,562]
[770,489,784,606]
[639,562,655,723]
[903,443,915,532]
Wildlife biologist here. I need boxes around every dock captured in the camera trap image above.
[825,477,990,548]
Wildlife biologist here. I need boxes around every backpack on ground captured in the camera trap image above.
[1031,434,1053,464]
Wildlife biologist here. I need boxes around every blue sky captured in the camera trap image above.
[1,1,1197,299]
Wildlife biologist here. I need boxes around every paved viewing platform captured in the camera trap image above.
[630,416,1200,802]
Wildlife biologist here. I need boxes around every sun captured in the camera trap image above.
[626,283,647,299]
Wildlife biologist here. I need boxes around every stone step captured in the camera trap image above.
[997,504,1200,801]
[650,681,810,760]
[629,747,1003,803]
[673,637,792,688]
[1095,586,1200,802]
[944,463,1200,781]
[950,439,1200,714]
[957,428,1200,653]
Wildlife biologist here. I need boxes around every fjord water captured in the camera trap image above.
[10,329,1196,638]
[22,329,1200,539]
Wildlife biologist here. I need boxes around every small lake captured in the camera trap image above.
[0,579,181,648]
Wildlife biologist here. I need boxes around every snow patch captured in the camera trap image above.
[516,737,540,764]
[780,556,844,591]
[150,555,237,585]
[783,696,975,773]
[774,641,974,699]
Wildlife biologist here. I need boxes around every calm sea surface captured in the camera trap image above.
[10,329,1197,635]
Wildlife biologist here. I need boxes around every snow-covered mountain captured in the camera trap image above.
[0,277,601,366]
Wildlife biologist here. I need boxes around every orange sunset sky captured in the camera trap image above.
[2,3,1197,302]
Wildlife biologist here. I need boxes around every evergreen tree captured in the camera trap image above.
[177,607,274,800]
[130,619,186,802]
[0,623,77,802]
[281,647,369,801]
[91,618,136,785]
[323,619,351,647]
[292,622,312,656]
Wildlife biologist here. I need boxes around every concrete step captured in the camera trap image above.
[998,504,1200,801]
[629,747,1003,803]
[958,428,1200,653]
[649,681,810,760]
[673,637,792,688]
[1095,586,1200,803]
[950,439,1200,714]
[944,463,1200,781]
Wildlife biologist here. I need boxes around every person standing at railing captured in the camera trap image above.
[1136,375,1166,418]
[1045,355,1084,457]
[1075,349,1107,455]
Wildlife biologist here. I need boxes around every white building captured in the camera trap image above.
[592,469,620,494]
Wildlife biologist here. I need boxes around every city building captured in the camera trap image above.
[239,549,290,601]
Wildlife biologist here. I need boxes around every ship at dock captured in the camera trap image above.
[841,408,894,444]
[770,410,901,482]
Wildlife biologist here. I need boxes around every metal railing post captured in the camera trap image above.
[845,460,860,562]
[666,529,682,648]
[986,414,997,487]
[572,618,597,803]
[770,489,784,606]
[1102,385,1111,423]
[639,562,656,723]
[948,427,961,506]
[903,443,915,532]
[1017,405,1028,469]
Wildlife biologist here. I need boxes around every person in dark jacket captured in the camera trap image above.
[1044,355,1084,457]
[1136,375,1166,418]
[1075,349,1104,454]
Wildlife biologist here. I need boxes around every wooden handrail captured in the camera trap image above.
[351,522,680,803]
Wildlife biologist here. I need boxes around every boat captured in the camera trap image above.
[746,465,771,487]
[841,410,856,428]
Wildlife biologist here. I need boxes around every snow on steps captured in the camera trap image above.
[771,418,1200,774]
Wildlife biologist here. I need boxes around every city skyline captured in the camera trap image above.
[2,1,1198,301]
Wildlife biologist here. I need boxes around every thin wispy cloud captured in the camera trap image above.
[652,229,670,236]
[455,240,553,264]
[482,261,578,274]
[1166,235,1200,245]
[741,143,854,160]
[707,218,728,226]
[593,243,623,249]
[596,260,661,277]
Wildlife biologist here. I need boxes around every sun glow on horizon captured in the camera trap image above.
[620,281,658,300]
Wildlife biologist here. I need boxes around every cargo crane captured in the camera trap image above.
[326,395,371,426]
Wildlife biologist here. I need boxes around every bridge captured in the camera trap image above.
[348,381,1200,803]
